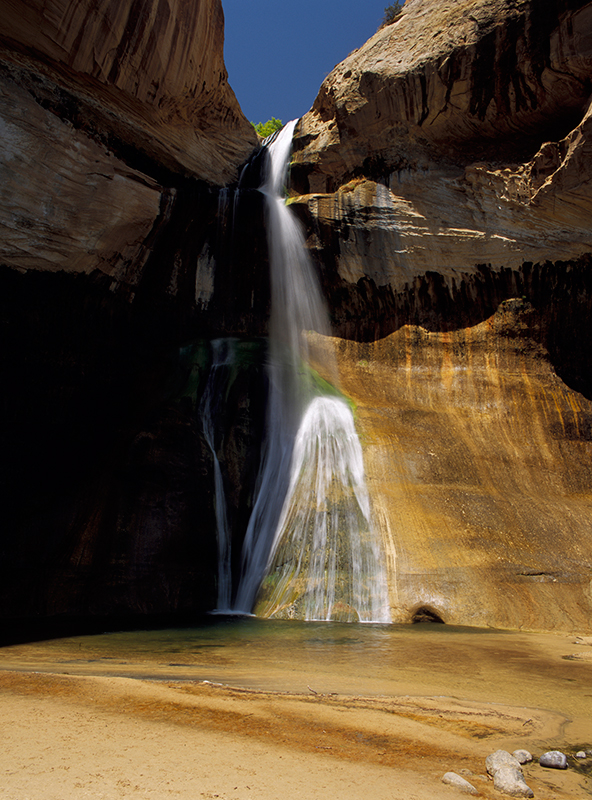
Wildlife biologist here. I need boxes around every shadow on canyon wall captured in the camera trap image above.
[3,197,590,631]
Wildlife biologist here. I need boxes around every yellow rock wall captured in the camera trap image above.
[314,300,592,632]
[292,0,592,632]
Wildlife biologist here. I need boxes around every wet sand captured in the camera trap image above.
[1,623,591,799]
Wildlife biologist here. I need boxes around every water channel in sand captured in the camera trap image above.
[1,618,592,741]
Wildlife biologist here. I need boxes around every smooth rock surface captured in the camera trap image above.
[313,294,592,631]
[486,750,522,776]
[539,750,568,769]
[442,772,478,794]
[492,766,534,797]
[290,0,592,633]
[295,0,592,188]
[0,74,169,278]
[512,751,533,765]
[0,0,257,183]
[292,0,592,297]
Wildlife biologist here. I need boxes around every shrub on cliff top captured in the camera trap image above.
[381,2,404,27]
[252,118,283,138]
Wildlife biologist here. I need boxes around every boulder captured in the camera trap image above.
[486,751,533,797]
[539,751,568,769]
[493,767,534,797]
[512,751,533,765]
[486,751,522,776]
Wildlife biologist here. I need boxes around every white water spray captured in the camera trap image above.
[233,121,390,622]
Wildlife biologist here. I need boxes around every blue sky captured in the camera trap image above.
[222,0,391,125]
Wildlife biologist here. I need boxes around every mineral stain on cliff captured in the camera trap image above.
[288,0,592,630]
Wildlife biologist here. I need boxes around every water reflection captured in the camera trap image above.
[2,616,591,728]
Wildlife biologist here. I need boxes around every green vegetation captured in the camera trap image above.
[381,2,404,26]
[307,366,357,416]
[251,118,283,138]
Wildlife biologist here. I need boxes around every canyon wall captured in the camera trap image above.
[2,0,592,634]
[0,0,261,626]
[291,0,592,631]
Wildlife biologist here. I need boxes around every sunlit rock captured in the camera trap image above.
[486,751,522,776]
[289,0,592,633]
[442,771,478,794]
[512,751,533,765]
[493,767,534,797]
[0,0,256,184]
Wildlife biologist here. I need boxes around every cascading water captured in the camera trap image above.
[233,120,391,623]
[255,395,391,622]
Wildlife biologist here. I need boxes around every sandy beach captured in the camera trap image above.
[1,625,591,799]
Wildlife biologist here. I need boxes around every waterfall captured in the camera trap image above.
[233,121,391,623]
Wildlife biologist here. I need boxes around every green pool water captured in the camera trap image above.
[1,615,591,731]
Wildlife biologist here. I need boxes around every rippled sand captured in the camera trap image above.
[1,620,591,799]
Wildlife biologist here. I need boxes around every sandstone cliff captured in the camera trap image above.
[293,0,592,291]
[289,0,592,632]
[0,0,260,625]
[1,0,255,185]
[0,0,257,280]
[2,0,592,635]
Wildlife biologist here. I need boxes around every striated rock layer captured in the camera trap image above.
[0,0,259,294]
[291,0,592,631]
[0,0,256,184]
[293,0,592,293]
[311,297,592,631]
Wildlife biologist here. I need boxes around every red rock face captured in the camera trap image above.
[2,0,592,632]
[0,0,257,183]
[0,76,171,280]
[290,2,592,317]
[295,0,592,184]
[288,0,592,366]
